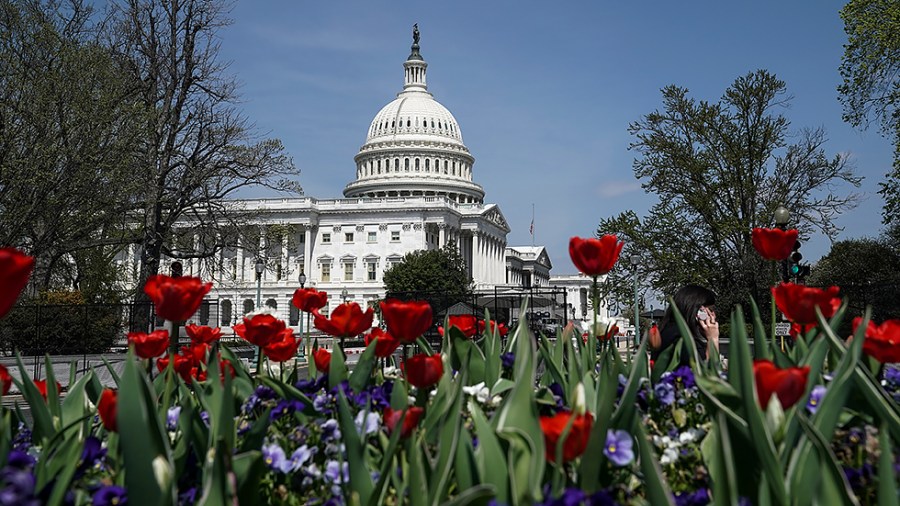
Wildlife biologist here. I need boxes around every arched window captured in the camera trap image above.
[220,300,232,327]
[265,298,277,310]
[406,119,411,127]
[425,159,429,171]
[243,299,254,315]
[415,158,420,170]
[199,301,210,325]
[444,160,448,173]
[405,158,410,171]
[395,158,400,171]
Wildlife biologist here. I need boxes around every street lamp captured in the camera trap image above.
[253,258,265,368]
[254,259,265,309]
[630,254,641,349]
[298,271,307,360]
[774,204,790,282]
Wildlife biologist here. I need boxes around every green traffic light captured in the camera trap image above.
[790,264,800,275]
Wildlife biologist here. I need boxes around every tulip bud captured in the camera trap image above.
[572,383,587,416]
[152,455,173,490]
[765,394,786,444]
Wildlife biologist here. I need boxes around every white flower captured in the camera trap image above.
[462,382,492,404]
[660,447,679,465]
[382,366,401,379]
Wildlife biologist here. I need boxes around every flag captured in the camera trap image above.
[529,218,534,236]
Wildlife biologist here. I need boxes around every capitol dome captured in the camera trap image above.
[343,30,484,204]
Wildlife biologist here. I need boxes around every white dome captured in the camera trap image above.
[365,93,464,145]
[344,35,484,205]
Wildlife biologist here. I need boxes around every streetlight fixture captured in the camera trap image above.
[254,259,265,309]
[774,204,790,282]
[298,271,307,360]
[630,254,641,350]
[253,258,265,368]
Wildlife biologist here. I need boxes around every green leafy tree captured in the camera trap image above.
[106,0,300,310]
[808,237,900,334]
[383,242,473,315]
[838,0,900,225]
[0,0,145,291]
[599,70,861,317]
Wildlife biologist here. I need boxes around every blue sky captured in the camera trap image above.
[218,0,892,275]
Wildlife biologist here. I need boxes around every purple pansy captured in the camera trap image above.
[654,382,675,406]
[603,429,634,467]
[806,385,827,414]
[92,485,127,505]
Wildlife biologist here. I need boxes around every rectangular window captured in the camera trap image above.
[344,263,353,281]
[367,231,377,243]
[321,263,330,282]
[367,262,377,281]
[391,230,400,242]
[345,232,354,243]
[322,233,331,244]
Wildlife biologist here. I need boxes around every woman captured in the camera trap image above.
[649,285,719,366]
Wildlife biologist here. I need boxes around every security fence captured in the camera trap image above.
[0,300,222,356]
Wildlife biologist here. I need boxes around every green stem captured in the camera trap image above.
[257,347,264,377]
[771,262,777,354]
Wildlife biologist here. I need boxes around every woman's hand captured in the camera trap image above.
[699,308,720,352]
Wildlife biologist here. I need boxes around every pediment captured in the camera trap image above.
[482,205,510,232]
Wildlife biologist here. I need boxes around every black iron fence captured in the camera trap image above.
[385,286,570,345]
[0,300,221,356]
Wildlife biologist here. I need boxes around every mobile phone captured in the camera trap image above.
[697,309,709,321]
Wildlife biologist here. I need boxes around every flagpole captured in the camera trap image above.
[531,203,535,246]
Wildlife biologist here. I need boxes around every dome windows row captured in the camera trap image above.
[356,189,481,204]
[370,115,458,138]
[356,156,472,179]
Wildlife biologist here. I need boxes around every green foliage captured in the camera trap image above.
[600,70,861,318]
[808,237,900,334]
[0,291,121,355]
[838,0,900,225]
[383,242,473,312]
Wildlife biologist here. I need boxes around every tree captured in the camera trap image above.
[808,237,900,334]
[383,242,473,314]
[106,0,300,309]
[0,0,145,291]
[599,70,861,317]
[838,0,900,225]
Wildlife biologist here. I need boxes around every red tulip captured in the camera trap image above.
[0,247,34,318]
[380,299,433,343]
[313,348,332,373]
[98,389,118,432]
[263,329,301,362]
[0,364,11,396]
[752,228,799,261]
[568,235,624,277]
[853,317,900,363]
[540,411,594,463]
[157,353,193,381]
[753,359,810,409]
[128,330,170,359]
[789,323,817,340]
[185,324,222,344]
[404,353,443,389]
[313,302,374,338]
[34,379,61,400]
[364,328,400,358]
[144,274,212,322]
[478,319,509,337]
[772,283,841,325]
[440,315,478,338]
[291,288,328,313]
[181,342,209,366]
[383,406,424,438]
[241,314,286,347]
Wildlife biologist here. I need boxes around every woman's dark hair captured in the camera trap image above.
[658,284,717,343]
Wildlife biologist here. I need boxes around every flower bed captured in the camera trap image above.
[0,240,897,505]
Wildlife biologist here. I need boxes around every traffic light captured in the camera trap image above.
[797,264,811,284]
[171,261,183,278]
[788,241,802,280]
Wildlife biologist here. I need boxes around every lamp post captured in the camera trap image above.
[298,271,307,360]
[253,258,264,368]
[630,254,640,349]
[774,205,790,283]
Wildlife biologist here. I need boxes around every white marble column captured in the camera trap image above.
[259,226,267,281]
[236,235,244,282]
[303,227,312,282]
[281,232,289,282]
[472,232,480,282]
[438,224,446,249]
